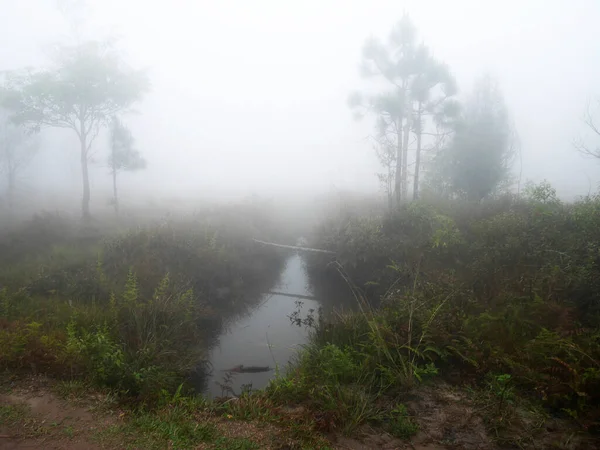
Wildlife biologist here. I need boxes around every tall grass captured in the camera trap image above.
[0,209,287,403]
[274,184,600,436]
[267,262,442,436]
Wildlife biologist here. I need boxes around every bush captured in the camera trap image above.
[302,187,600,428]
[0,320,68,373]
[0,211,287,404]
[384,403,419,439]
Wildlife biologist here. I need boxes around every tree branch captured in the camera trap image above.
[575,98,600,159]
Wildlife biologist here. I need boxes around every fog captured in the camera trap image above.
[1,0,600,211]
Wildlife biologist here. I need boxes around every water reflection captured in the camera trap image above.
[205,253,319,398]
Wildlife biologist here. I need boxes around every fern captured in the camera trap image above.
[153,273,170,302]
[446,345,480,368]
[123,268,139,307]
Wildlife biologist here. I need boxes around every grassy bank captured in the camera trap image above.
[282,184,600,447]
[0,206,286,404]
[3,186,600,448]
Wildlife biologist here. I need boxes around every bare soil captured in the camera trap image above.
[0,379,114,449]
[1,377,595,449]
[331,384,492,450]
[330,383,598,450]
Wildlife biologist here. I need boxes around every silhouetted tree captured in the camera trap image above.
[428,75,514,201]
[410,47,459,200]
[349,15,419,205]
[349,15,457,205]
[0,109,37,211]
[2,41,149,220]
[108,116,146,214]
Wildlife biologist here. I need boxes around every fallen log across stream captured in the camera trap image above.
[252,239,336,254]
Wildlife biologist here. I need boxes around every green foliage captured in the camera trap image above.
[0,319,66,372]
[0,211,287,404]
[268,290,445,435]
[211,437,260,449]
[122,268,139,307]
[0,403,30,428]
[384,403,419,439]
[350,14,458,204]
[109,116,146,173]
[426,75,514,201]
[2,40,149,218]
[2,41,149,133]
[108,116,146,212]
[486,373,515,413]
[305,188,600,430]
[65,321,125,386]
[110,405,217,450]
[308,201,462,299]
[524,180,560,205]
[0,287,11,317]
[59,271,205,399]
[310,344,360,384]
[267,342,383,434]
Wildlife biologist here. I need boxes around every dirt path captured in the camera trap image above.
[0,381,466,450]
[0,378,115,450]
[0,379,485,450]
[2,377,593,450]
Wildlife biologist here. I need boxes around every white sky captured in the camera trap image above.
[1,0,600,203]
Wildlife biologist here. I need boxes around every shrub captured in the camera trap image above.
[0,319,68,373]
[384,403,419,439]
[302,188,600,426]
[0,211,287,404]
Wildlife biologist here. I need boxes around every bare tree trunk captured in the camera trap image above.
[7,168,15,211]
[112,167,119,215]
[413,103,423,201]
[387,166,393,212]
[80,133,91,221]
[401,110,411,200]
[394,117,403,206]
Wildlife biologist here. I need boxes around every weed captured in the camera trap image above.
[211,437,260,449]
[105,407,217,450]
[216,370,238,398]
[0,214,287,404]
[219,392,278,421]
[0,403,29,424]
[303,191,600,433]
[63,425,75,439]
[0,403,44,437]
[384,403,419,439]
[54,379,88,399]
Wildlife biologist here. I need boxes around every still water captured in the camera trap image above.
[205,253,320,398]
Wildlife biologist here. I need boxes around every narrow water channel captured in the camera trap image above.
[205,253,319,398]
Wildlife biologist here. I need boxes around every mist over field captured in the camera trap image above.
[1,2,600,449]
[1,0,599,217]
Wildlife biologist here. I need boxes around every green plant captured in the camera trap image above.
[66,321,125,386]
[0,287,12,318]
[109,407,217,450]
[488,374,514,414]
[312,344,359,384]
[212,437,260,449]
[303,189,600,434]
[0,403,29,424]
[54,379,88,400]
[385,403,419,439]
